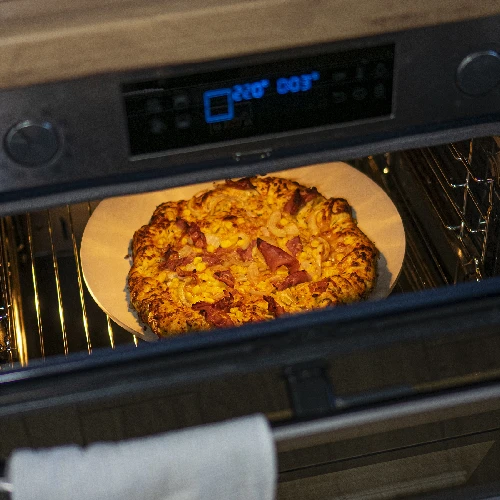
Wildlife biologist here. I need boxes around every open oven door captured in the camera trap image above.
[3,277,500,499]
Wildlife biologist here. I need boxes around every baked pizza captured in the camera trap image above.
[128,176,378,337]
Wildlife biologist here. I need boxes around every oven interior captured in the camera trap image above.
[2,136,500,366]
[3,137,500,500]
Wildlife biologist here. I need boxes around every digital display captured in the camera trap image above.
[203,72,320,124]
[123,45,394,156]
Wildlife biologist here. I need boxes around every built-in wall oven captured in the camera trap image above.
[3,5,500,499]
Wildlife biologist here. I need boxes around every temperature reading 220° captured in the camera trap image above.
[276,71,320,94]
[232,80,270,102]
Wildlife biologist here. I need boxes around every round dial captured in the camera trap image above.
[456,50,500,96]
[4,121,60,166]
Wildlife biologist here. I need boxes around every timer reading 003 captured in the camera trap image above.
[204,71,320,124]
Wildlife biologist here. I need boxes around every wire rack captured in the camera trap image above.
[0,138,499,368]
[0,228,13,366]
[0,202,137,369]
[399,138,499,283]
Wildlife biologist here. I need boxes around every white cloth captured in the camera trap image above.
[7,414,276,500]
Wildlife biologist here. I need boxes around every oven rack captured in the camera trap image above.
[395,138,499,283]
[0,239,11,365]
[0,139,498,367]
[423,140,496,272]
[0,204,137,369]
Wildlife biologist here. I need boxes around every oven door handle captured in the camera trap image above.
[275,378,500,451]
[3,378,500,496]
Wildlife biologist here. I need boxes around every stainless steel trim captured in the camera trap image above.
[273,382,500,453]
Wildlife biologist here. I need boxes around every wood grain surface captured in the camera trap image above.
[1,0,500,89]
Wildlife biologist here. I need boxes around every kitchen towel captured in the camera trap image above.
[7,413,276,500]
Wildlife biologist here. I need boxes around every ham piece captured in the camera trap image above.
[198,308,234,328]
[192,293,232,312]
[237,240,256,262]
[175,218,189,232]
[187,222,207,248]
[256,238,300,273]
[214,270,235,287]
[225,178,255,190]
[275,270,311,291]
[286,236,303,257]
[161,248,193,271]
[175,218,207,248]
[162,248,180,271]
[264,296,285,317]
[283,189,303,216]
[283,187,320,215]
[301,187,320,203]
[192,293,234,328]
[201,252,223,266]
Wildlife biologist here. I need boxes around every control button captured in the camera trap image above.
[352,87,368,101]
[456,50,500,96]
[175,114,192,129]
[332,71,347,83]
[241,111,253,126]
[210,122,223,133]
[4,121,60,166]
[373,63,388,79]
[145,98,163,114]
[374,83,387,99]
[173,94,190,110]
[149,118,167,135]
[332,91,347,103]
[355,66,365,81]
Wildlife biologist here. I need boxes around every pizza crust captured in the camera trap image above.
[128,176,378,337]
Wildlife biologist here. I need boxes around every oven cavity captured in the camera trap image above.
[0,137,499,368]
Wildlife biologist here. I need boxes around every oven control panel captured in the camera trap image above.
[1,14,500,216]
[123,45,394,156]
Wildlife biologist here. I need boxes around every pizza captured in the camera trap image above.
[128,176,378,337]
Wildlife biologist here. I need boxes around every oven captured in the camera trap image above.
[2,3,500,499]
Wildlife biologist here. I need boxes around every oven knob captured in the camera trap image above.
[4,121,60,166]
[456,50,500,96]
